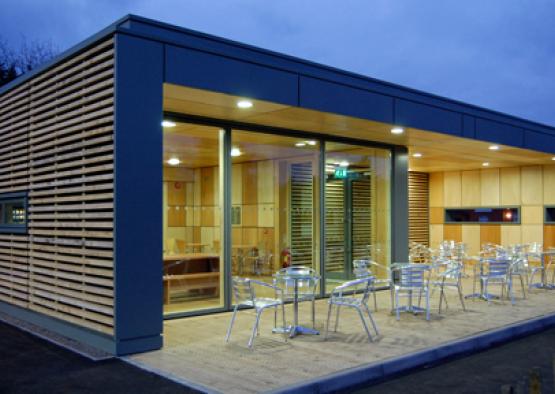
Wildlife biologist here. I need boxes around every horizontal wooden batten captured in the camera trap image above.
[0,38,115,335]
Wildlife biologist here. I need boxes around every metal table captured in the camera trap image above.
[273,268,319,338]
[528,251,555,290]
[465,257,501,301]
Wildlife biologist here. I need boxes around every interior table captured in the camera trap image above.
[273,267,320,338]
[528,250,555,290]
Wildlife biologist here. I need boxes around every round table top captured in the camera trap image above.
[275,267,318,280]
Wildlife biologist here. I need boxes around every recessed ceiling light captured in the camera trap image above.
[391,127,404,135]
[488,145,500,151]
[295,142,306,147]
[339,161,349,167]
[162,120,176,128]
[412,153,422,158]
[552,157,555,161]
[167,157,180,166]
[237,100,253,109]
[306,140,317,146]
[230,147,242,157]
[482,162,490,167]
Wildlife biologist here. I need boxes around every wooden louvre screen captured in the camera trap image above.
[408,171,429,246]
[289,162,313,266]
[352,177,372,259]
[0,38,115,335]
[325,179,344,272]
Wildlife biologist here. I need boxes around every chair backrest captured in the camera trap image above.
[527,242,543,254]
[331,277,373,304]
[353,259,372,278]
[232,277,255,306]
[483,258,511,278]
[393,264,429,289]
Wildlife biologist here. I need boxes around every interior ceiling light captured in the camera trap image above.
[306,140,317,146]
[391,127,404,135]
[552,157,555,161]
[167,157,180,166]
[482,162,490,167]
[237,100,253,109]
[162,120,176,128]
[489,145,500,151]
[339,161,349,167]
[295,142,307,147]
[412,152,422,158]
[230,147,242,157]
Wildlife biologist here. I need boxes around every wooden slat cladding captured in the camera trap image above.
[0,38,115,335]
[409,171,430,246]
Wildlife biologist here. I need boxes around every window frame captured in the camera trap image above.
[0,192,28,234]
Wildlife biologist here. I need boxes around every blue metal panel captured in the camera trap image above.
[114,33,163,354]
[462,115,476,139]
[475,118,524,147]
[392,146,408,264]
[299,76,393,124]
[524,130,555,154]
[395,99,463,136]
[165,45,298,106]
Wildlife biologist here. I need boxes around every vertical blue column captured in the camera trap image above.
[392,146,409,264]
[114,33,164,355]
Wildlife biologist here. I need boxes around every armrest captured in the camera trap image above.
[250,279,283,295]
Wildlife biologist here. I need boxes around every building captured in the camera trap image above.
[1,14,554,356]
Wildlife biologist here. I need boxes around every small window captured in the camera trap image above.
[546,206,555,224]
[444,207,519,224]
[0,192,28,234]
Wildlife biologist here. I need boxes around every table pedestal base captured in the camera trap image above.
[272,325,319,337]
[465,293,500,301]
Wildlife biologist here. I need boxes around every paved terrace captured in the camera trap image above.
[125,281,555,393]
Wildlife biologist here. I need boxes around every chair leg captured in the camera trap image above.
[458,282,466,311]
[438,284,444,314]
[225,305,239,342]
[334,305,341,332]
[395,289,400,321]
[373,286,378,312]
[519,275,526,299]
[324,303,333,340]
[311,297,315,328]
[281,302,288,342]
[425,289,430,321]
[364,303,379,337]
[248,310,262,348]
[357,307,373,343]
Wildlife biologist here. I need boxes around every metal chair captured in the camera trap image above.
[274,266,320,328]
[352,259,393,312]
[481,258,514,305]
[508,245,528,298]
[225,277,287,348]
[527,243,544,290]
[324,277,379,342]
[392,263,431,321]
[431,260,466,314]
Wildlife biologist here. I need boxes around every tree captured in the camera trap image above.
[0,36,57,87]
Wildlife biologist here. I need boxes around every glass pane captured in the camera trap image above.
[162,122,224,315]
[5,201,25,225]
[324,142,391,292]
[231,130,321,297]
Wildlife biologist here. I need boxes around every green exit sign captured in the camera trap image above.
[334,167,348,179]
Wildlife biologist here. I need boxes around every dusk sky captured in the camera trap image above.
[2,1,554,126]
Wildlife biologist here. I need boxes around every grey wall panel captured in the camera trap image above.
[299,76,393,124]
[475,118,524,147]
[524,130,555,154]
[395,99,463,136]
[462,115,476,139]
[165,45,298,106]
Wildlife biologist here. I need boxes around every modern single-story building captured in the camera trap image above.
[1,14,555,356]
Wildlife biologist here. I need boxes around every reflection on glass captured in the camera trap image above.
[162,123,224,315]
[231,130,321,297]
[324,142,391,292]
[5,202,25,224]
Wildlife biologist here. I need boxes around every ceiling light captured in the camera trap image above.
[162,120,176,128]
[391,127,404,135]
[552,157,555,161]
[339,161,349,167]
[488,145,500,151]
[482,162,490,167]
[237,100,253,109]
[306,140,317,146]
[412,153,422,158]
[167,157,180,166]
[295,142,306,147]
[230,147,242,157]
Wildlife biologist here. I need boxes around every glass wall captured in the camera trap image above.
[231,130,321,294]
[324,142,391,291]
[162,123,224,315]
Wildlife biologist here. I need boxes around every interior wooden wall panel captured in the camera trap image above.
[543,165,555,205]
[242,162,258,205]
[480,168,500,206]
[429,224,444,247]
[500,167,521,205]
[544,226,555,249]
[480,225,501,246]
[521,206,543,225]
[521,166,543,206]
[443,171,461,207]
[443,225,462,242]
[501,225,522,246]
[462,225,480,255]
[25,39,114,335]
[429,172,444,207]
[200,167,215,206]
[429,207,444,225]
[461,171,480,207]
[408,172,429,246]
[521,225,543,246]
